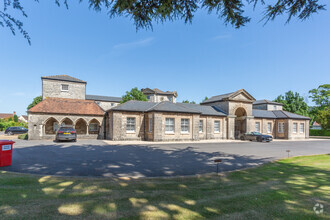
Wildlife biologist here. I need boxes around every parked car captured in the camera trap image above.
[5,126,28,135]
[55,126,77,142]
[240,132,273,142]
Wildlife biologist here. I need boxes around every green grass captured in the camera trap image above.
[0,155,329,219]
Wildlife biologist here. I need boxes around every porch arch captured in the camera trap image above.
[60,118,74,127]
[44,117,59,135]
[88,118,100,134]
[75,118,88,135]
[234,107,247,139]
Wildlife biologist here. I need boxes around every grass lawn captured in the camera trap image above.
[0,155,329,219]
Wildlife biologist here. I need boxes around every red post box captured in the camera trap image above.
[0,140,15,167]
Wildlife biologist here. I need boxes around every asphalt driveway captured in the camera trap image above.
[1,139,329,178]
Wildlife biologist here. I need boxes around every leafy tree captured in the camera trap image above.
[13,114,18,122]
[309,84,330,109]
[182,100,196,104]
[121,87,148,103]
[1,0,326,44]
[315,107,330,130]
[27,96,42,110]
[201,97,208,103]
[274,91,309,116]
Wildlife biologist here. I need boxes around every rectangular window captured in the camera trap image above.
[255,122,260,132]
[267,122,272,133]
[165,118,174,133]
[214,120,220,133]
[126,117,136,132]
[278,122,284,133]
[89,123,98,132]
[199,120,203,133]
[181,119,190,133]
[300,123,304,133]
[293,123,297,133]
[61,84,69,91]
[274,105,277,110]
[148,118,153,133]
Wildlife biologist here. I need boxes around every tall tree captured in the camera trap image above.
[274,91,309,116]
[315,107,330,130]
[121,87,148,103]
[182,100,196,104]
[1,0,326,44]
[27,96,43,110]
[309,84,330,109]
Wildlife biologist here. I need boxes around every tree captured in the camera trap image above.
[274,91,309,116]
[201,97,208,103]
[315,107,330,130]
[27,96,43,110]
[182,100,196,104]
[121,87,148,103]
[1,0,326,44]
[13,114,18,122]
[309,84,330,109]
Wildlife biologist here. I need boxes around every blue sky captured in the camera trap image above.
[1,1,329,116]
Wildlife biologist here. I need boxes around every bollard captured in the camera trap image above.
[214,159,222,174]
[286,150,290,158]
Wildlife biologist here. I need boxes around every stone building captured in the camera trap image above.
[28,75,310,141]
[28,75,121,140]
[141,88,177,103]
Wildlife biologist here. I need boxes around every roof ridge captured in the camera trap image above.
[146,102,162,112]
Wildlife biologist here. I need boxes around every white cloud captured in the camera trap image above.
[113,37,154,49]
[212,34,231,40]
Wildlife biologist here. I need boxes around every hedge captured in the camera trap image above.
[310,129,330,136]
[18,133,28,140]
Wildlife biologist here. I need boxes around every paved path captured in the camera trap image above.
[1,139,329,178]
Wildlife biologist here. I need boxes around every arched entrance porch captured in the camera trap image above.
[234,107,247,139]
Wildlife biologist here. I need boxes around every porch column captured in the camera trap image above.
[245,116,254,133]
[227,115,236,140]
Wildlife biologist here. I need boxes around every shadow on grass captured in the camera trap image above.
[0,155,329,219]
[1,143,273,177]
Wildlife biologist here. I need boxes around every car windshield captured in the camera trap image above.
[253,132,262,135]
[58,127,75,132]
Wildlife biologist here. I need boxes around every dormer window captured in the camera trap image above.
[61,84,69,91]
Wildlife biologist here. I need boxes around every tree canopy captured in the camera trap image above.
[1,0,326,44]
[315,107,330,130]
[309,84,330,109]
[182,100,196,104]
[274,91,309,116]
[27,96,43,110]
[121,87,148,103]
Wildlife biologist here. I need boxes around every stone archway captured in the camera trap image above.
[61,118,74,127]
[75,118,87,135]
[44,117,59,134]
[234,107,247,139]
[89,119,100,135]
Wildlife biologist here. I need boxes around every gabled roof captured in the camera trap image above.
[253,100,283,106]
[110,101,227,116]
[28,98,104,116]
[86,95,122,103]
[0,113,14,119]
[202,89,256,104]
[41,75,86,84]
[253,109,310,120]
[141,88,178,97]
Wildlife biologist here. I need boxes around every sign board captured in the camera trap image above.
[2,145,11,151]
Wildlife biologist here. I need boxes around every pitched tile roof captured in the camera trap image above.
[86,94,122,103]
[253,99,283,105]
[253,109,310,120]
[0,113,14,119]
[28,98,104,116]
[110,101,227,116]
[141,88,178,97]
[202,89,255,104]
[41,75,86,84]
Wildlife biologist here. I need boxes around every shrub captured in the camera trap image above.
[310,129,330,136]
[18,133,28,140]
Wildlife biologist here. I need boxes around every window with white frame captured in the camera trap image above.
[89,123,99,132]
[278,122,284,133]
[148,118,153,133]
[199,120,203,133]
[181,119,190,133]
[165,118,175,133]
[267,122,272,133]
[300,123,304,133]
[61,84,69,91]
[255,122,260,132]
[214,120,220,133]
[126,117,136,132]
[293,123,297,133]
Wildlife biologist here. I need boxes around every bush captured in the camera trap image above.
[310,129,330,136]
[18,133,28,140]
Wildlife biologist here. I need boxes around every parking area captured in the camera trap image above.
[1,139,329,178]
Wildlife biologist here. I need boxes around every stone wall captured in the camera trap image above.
[28,113,103,140]
[42,79,86,100]
[147,94,176,103]
[95,101,119,111]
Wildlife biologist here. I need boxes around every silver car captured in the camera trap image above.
[55,126,77,142]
